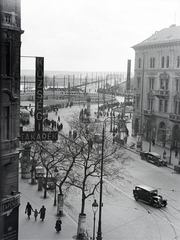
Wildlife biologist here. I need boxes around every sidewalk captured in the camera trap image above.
[126,120,179,170]
[19,177,77,240]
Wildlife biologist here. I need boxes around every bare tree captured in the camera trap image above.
[66,113,128,238]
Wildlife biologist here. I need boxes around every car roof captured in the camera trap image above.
[148,152,161,157]
[135,185,157,192]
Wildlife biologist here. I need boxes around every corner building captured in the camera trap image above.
[1,0,23,239]
[132,25,180,148]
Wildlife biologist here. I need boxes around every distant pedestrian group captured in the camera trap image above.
[25,202,46,221]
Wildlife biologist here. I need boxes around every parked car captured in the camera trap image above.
[42,178,56,190]
[140,151,167,166]
[133,185,167,207]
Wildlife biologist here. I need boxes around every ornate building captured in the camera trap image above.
[132,25,180,149]
[0,0,23,239]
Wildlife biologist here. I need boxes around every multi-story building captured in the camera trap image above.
[132,24,180,149]
[0,0,23,239]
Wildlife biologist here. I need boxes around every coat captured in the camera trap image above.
[25,203,33,216]
[55,219,62,231]
[39,206,46,220]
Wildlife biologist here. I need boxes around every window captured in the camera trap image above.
[177,56,180,68]
[161,56,165,68]
[175,78,180,91]
[5,42,10,76]
[160,73,169,90]
[136,96,140,108]
[149,77,154,90]
[166,56,169,68]
[137,77,141,88]
[159,100,163,112]
[150,58,153,68]
[160,79,164,89]
[150,58,155,68]
[1,106,10,140]
[175,101,178,114]
[165,79,169,90]
[164,100,168,112]
[138,58,141,68]
[148,98,153,110]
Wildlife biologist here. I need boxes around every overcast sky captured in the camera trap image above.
[21,0,180,72]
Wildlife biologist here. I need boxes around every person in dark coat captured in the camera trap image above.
[25,202,33,219]
[55,218,62,233]
[39,205,46,221]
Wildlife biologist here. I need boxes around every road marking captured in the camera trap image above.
[104,178,134,200]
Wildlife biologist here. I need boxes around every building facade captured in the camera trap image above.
[132,25,180,149]
[0,0,23,239]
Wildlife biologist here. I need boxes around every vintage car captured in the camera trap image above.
[133,185,167,207]
[140,151,167,166]
[42,177,56,190]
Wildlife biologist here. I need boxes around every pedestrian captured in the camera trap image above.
[152,139,155,146]
[39,205,46,221]
[33,209,38,221]
[163,150,166,159]
[25,202,33,219]
[55,218,62,233]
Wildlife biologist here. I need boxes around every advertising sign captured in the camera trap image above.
[20,57,58,141]
[35,57,44,132]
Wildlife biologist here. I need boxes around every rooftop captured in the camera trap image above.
[133,25,180,49]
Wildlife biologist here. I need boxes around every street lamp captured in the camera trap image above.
[96,124,105,240]
[92,199,98,240]
[94,117,111,240]
[54,166,58,206]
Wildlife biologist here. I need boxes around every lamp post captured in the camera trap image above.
[54,166,58,206]
[94,117,111,240]
[92,199,98,240]
[96,125,105,240]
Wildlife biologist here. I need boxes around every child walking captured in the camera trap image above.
[34,209,38,221]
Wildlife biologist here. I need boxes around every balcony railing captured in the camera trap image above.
[169,113,180,122]
[2,11,18,28]
[143,109,154,116]
[154,89,169,98]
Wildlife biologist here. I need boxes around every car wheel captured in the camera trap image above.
[162,201,167,207]
[134,193,139,201]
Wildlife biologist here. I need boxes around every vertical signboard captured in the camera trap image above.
[35,57,44,132]
[20,57,58,142]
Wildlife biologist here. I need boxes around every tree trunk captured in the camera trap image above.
[80,197,85,215]
[57,193,64,216]
[77,213,86,239]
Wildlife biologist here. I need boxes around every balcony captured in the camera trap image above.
[143,109,154,116]
[154,89,169,99]
[2,11,18,28]
[169,113,180,122]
